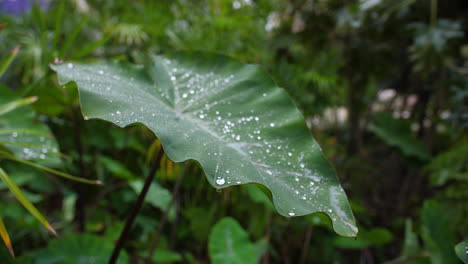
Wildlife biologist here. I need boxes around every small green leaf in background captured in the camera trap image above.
[334,227,393,249]
[130,180,172,210]
[51,51,357,237]
[243,184,275,211]
[98,156,136,180]
[425,142,468,186]
[403,219,420,257]
[209,217,257,264]
[151,249,183,263]
[455,240,468,264]
[370,112,430,160]
[421,200,460,264]
[21,234,129,264]
[0,86,61,166]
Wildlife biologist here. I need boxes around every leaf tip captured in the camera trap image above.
[29,96,39,103]
[46,223,59,237]
[94,180,104,186]
[6,244,15,259]
[10,46,20,56]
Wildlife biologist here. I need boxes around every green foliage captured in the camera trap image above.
[208,217,258,264]
[370,112,430,160]
[421,200,459,264]
[0,0,467,262]
[16,234,129,264]
[455,240,468,264]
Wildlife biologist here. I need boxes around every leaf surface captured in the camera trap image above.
[51,52,357,236]
[0,86,60,166]
[455,240,468,264]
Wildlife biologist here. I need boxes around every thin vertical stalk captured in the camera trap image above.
[299,225,313,264]
[430,0,437,28]
[147,163,188,259]
[108,147,164,264]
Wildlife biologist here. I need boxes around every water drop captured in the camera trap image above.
[12,132,18,137]
[116,111,121,115]
[98,70,104,74]
[288,209,296,216]
[67,63,74,69]
[270,122,275,127]
[288,152,292,156]
[216,178,226,185]
[170,76,176,81]
[300,163,305,168]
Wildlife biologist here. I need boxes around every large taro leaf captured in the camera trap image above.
[51,51,357,236]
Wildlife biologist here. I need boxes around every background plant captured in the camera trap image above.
[0,0,467,263]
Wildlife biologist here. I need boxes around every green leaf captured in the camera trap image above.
[334,227,392,249]
[151,249,183,263]
[421,200,459,264]
[26,234,128,264]
[0,86,61,166]
[209,217,257,264]
[129,180,175,220]
[0,167,57,236]
[243,184,275,211]
[0,46,19,78]
[402,219,420,257]
[455,240,468,264]
[98,156,136,180]
[253,239,269,262]
[370,112,430,160]
[0,151,101,185]
[51,51,357,237]
[0,96,38,116]
[0,217,14,258]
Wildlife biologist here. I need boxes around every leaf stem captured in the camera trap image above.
[108,147,164,264]
[147,162,188,259]
[430,0,437,29]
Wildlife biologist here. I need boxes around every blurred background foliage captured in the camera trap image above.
[0,0,467,263]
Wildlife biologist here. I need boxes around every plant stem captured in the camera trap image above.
[147,162,188,259]
[430,0,437,28]
[108,147,164,264]
[298,225,313,264]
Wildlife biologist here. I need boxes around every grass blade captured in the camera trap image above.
[0,96,38,116]
[59,16,88,57]
[0,151,103,185]
[0,167,57,236]
[0,217,14,258]
[0,46,20,78]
